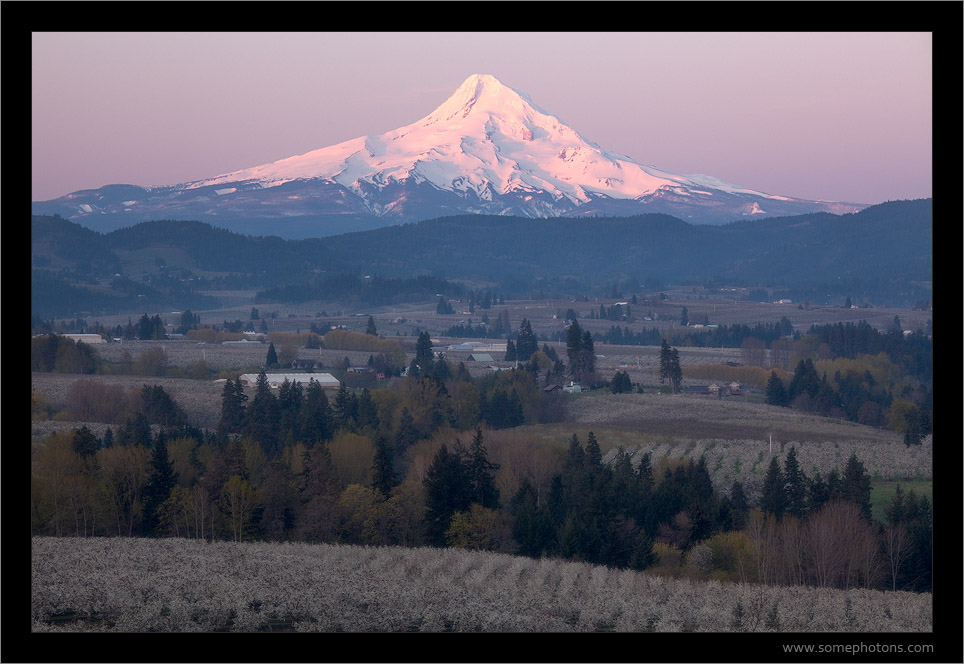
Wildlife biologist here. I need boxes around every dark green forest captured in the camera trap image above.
[31,199,932,318]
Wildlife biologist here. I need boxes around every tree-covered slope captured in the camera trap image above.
[30,199,932,317]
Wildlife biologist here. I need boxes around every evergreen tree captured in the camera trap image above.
[71,426,100,458]
[218,378,247,436]
[510,479,555,558]
[465,427,500,508]
[611,370,633,394]
[787,358,820,403]
[555,514,589,561]
[840,452,873,521]
[436,296,454,315]
[566,321,596,384]
[365,315,378,336]
[371,439,398,498]
[760,456,786,518]
[266,342,279,368]
[141,431,177,536]
[728,481,750,530]
[566,320,583,380]
[628,529,657,571]
[765,371,789,407]
[118,411,152,447]
[422,443,471,546]
[516,318,538,362]
[244,371,282,457]
[137,313,154,341]
[356,388,380,430]
[299,379,333,446]
[410,331,434,378]
[581,331,596,378]
[903,493,933,592]
[141,384,187,428]
[808,471,831,513]
[333,384,358,429]
[504,339,517,362]
[658,339,682,393]
[393,407,420,454]
[884,483,907,527]
[782,446,808,517]
[278,379,304,442]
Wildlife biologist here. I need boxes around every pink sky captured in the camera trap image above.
[32,32,932,205]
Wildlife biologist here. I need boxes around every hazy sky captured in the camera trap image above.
[32,31,932,205]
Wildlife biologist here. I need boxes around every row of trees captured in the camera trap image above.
[765,357,933,444]
[591,318,796,350]
[31,419,931,593]
[749,449,932,592]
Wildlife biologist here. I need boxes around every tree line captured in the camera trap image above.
[765,355,932,445]
[30,319,932,593]
[31,416,932,593]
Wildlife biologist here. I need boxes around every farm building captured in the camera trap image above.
[446,342,508,352]
[240,373,340,390]
[62,333,106,344]
[467,353,494,362]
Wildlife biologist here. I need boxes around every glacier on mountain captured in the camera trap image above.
[33,73,866,237]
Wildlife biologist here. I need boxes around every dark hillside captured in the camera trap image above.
[30,199,932,317]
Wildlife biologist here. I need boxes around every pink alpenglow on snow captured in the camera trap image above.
[194,74,798,205]
[32,74,874,235]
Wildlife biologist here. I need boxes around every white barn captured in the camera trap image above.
[63,333,106,344]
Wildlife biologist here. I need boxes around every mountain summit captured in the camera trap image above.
[33,74,866,238]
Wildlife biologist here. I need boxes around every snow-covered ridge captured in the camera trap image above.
[186,74,795,205]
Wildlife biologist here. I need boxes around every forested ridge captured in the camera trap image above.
[30,198,932,318]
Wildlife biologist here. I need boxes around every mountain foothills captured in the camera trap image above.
[32,74,865,239]
[31,198,931,319]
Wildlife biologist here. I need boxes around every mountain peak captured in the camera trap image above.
[421,73,536,127]
[33,74,869,235]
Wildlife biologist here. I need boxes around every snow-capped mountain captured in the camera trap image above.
[33,74,866,237]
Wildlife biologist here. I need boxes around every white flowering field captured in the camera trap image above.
[32,536,931,633]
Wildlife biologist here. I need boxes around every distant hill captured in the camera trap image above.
[30,199,931,318]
